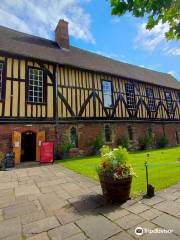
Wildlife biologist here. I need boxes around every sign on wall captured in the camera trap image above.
[40,142,54,163]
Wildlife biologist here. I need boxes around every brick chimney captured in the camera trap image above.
[55,19,69,49]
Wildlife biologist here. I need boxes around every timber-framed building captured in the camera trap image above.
[0,20,179,164]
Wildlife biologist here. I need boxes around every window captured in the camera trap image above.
[0,62,4,100]
[28,68,44,103]
[125,83,136,110]
[177,91,180,103]
[146,88,156,111]
[164,91,173,112]
[175,131,180,145]
[104,125,112,142]
[70,127,78,148]
[102,81,113,108]
[128,126,133,140]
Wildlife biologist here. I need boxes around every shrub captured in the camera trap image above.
[94,134,104,150]
[0,152,5,162]
[139,131,153,150]
[117,135,129,149]
[97,146,135,179]
[61,143,71,154]
[156,136,169,148]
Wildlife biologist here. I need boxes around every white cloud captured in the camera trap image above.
[168,71,176,77]
[134,22,169,51]
[163,47,180,56]
[0,0,95,43]
[134,21,180,56]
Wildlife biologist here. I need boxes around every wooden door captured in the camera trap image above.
[36,131,45,161]
[12,131,21,164]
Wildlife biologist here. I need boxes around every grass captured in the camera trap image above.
[57,147,180,197]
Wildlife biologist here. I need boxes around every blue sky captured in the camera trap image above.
[0,0,179,80]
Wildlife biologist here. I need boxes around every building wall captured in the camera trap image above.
[0,122,179,159]
[57,66,180,120]
[0,124,56,154]
[0,54,179,122]
[59,122,180,155]
[0,55,55,119]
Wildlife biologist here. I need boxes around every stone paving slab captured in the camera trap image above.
[21,210,46,225]
[109,231,135,240]
[0,164,179,240]
[15,184,40,197]
[0,217,21,239]
[23,216,60,237]
[153,200,180,218]
[55,205,82,225]
[115,213,145,230]
[27,232,50,240]
[38,192,67,215]
[76,215,122,240]
[152,213,180,236]
[48,223,82,240]
[139,208,163,220]
[3,200,38,219]
[101,207,130,221]
[124,202,150,214]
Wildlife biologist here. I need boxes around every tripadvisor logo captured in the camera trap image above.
[135,227,144,236]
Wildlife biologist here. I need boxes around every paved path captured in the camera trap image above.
[0,164,179,240]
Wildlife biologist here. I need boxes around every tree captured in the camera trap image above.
[109,0,180,40]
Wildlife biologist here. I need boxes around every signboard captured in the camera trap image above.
[40,142,54,163]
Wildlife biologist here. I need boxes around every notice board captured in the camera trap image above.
[40,142,54,163]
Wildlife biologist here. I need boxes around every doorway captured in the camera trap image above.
[21,131,36,161]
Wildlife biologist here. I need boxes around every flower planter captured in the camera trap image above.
[99,174,132,203]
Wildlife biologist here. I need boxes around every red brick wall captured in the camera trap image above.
[0,124,56,153]
[0,122,179,158]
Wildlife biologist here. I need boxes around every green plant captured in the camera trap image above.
[109,0,179,40]
[0,152,5,162]
[156,136,169,148]
[61,143,71,154]
[97,146,135,179]
[139,131,153,150]
[94,134,104,150]
[117,135,129,149]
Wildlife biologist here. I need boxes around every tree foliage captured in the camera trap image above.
[110,0,180,40]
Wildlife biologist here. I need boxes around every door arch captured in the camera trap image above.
[21,131,36,161]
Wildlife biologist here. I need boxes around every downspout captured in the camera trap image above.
[55,64,60,157]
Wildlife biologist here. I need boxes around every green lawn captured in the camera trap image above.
[57,147,180,197]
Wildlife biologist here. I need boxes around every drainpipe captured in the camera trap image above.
[55,64,60,158]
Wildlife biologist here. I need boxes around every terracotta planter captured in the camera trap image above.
[99,174,132,203]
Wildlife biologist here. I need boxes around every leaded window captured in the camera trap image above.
[146,88,156,111]
[70,127,78,148]
[28,68,44,103]
[102,81,113,108]
[164,91,173,112]
[125,83,136,110]
[105,125,112,142]
[128,126,134,140]
[0,63,3,100]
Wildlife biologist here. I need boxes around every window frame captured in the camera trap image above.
[70,127,78,148]
[101,80,114,109]
[128,125,134,141]
[146,87,156,112]
[125,83,136,110]
[26,66,47,105]
[0,61,6,101]
[104,124,112,143]
[164,91,173,113]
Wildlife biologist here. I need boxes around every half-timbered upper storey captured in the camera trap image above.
[0,20,179,122]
